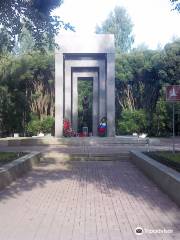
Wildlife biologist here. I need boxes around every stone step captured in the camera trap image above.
[40,152,130,162]
[1,136,149,146]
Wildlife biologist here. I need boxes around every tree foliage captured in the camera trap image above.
[115,50,163,112]
[0,51,55,135]
[0,39,179,137]
[0,27,15,55]
[115,39,180,135]
[27,116,54,135]
[151,98,172,136]
[117,109,147,135]
[170,0,180,12]
[0,0,72,50]
[163,39,180,84]
[96,6,134,53]
[15,26,35,54]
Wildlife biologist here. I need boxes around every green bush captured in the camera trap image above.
[150,99,174,137]
[117,109,147,135]
[41,116,55,134]
[27,116,54,135]
[26,119,41,135]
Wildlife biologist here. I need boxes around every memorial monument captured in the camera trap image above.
[55,34,115,137]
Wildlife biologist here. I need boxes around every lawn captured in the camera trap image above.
[146,151,180,173]
[0,152,25,167]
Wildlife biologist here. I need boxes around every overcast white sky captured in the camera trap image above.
[54,0,180,49]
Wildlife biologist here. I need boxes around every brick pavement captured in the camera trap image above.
[0,160,180,240]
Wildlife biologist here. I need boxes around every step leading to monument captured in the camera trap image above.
[0,136,149,147]
[40,152,130,162]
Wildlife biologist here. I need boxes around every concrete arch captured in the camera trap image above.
[72,71,98,136]
[55,34,115,137]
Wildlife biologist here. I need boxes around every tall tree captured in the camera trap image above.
[0,0,73,50]
[115,49,165,123]
[96,6,134,53]
[163,39,180,84]
[0,51,55,134]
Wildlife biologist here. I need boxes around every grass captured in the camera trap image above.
[157,152,180,163]
[0,152,25,167]
[146,151,180,173]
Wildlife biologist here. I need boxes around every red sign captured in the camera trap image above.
[166,85,180,101]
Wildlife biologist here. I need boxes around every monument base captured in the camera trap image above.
[0,136,149,147]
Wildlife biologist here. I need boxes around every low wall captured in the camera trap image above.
[130,151,180,207]
[0,152,41,191]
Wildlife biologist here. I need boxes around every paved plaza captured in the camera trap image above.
[0,157,180,240]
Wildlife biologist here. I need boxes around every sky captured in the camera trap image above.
[54,0,180,49]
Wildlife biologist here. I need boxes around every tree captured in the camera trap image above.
[0,27,15,55]
[0,51,55,135]
[96,6,134,53]
[115,49,166,134]
[163,39,180,84]
[15,26,35,55]
[151,98,172,136]
[115,49,163,112]
[115,39,180,136]
[0,0,73,50]
[117,109,147,135]
[170,0,180,12]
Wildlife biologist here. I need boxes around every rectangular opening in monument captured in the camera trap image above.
[78,77,93,135]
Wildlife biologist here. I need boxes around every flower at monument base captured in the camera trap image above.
[63,119,77,137]
[98,117,107,137]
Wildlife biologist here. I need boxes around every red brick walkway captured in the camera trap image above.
[0,160,179,240]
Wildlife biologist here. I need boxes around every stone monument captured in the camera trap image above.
[55,34,115,137]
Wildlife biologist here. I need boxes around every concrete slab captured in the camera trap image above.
[55,34,115,53]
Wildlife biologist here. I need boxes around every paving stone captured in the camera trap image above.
[0,159,179,240]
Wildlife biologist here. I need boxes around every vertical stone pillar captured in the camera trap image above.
[99,60,106,121]
[64,63,72,121]
[106,53,115,136]
[92,73,98,136]
[72,73,78,132]
[55,53,64,137]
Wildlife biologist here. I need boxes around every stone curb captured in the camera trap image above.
[130,150,180,207]
[0,152,41,191]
